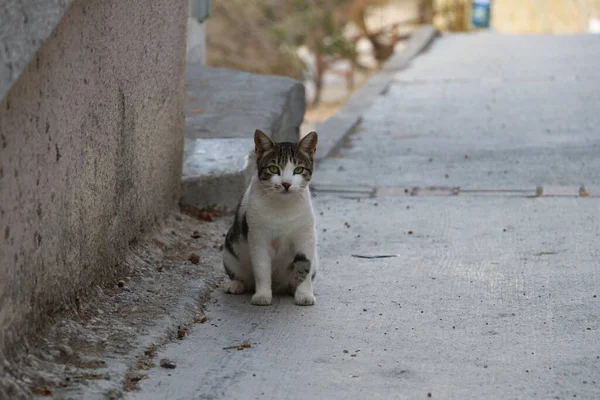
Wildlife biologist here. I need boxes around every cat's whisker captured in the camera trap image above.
[296,189,309,200]
[258,187,276,201]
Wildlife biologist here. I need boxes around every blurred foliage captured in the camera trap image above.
[206,0,359,79]
[206,1,402,77]
[432,0,469,32]
[206,0,426,105]
[206,0,304,79]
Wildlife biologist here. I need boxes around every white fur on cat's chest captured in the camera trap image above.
[269,238,289,260]
[260,222,296,259]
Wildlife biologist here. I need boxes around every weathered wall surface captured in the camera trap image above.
[0,0,74,99]
[0,0,187,358]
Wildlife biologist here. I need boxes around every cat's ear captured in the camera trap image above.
[298,131,318,155]
[254,129,274,156]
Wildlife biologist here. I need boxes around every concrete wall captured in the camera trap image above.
[0,0,74,100]
[0,0,187,358]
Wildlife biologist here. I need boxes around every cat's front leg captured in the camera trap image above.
[292,239,317,306]
[248,236,272,306]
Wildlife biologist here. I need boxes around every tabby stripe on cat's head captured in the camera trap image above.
[256,142,314,181]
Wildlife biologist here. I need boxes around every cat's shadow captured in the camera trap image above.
[206,290,322,338]
[215,290,319,316]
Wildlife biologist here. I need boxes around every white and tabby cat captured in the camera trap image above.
[222,129,319,306]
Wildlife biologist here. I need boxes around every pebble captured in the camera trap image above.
[160,358,176,369]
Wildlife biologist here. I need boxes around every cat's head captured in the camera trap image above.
[254,129,318,195]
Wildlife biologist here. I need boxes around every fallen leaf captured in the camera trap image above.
[144,344,157,357]
[195,315,208,323]
[198,211,214,222]
[177,326,187,339]
[123,372,147,391]
[223,342,251,350]
[31,386,53,396]
[189,253,200,264]
[79,372,105,380]
[179,204,232,221]
[189,108,203,114]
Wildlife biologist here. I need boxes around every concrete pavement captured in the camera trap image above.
[131,33,600,399]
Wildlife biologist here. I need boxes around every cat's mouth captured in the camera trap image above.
[278,186,296,194]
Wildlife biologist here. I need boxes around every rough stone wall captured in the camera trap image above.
[0,0,187,358]
[0,0,74,99]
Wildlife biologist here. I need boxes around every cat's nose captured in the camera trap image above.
[282,182,291,191]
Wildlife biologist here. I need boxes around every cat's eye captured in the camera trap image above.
[293,167,304,174]
[268,166,280,174]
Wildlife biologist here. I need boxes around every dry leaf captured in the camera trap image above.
[177,325,188,339]
[31,386,53,396]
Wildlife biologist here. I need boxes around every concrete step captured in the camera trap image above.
[181,138,255,210]
[184,64,305,142]
[181,65,306,210]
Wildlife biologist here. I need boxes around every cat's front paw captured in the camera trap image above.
[295,292,316,306]
[224,280,246,294]
[251,291,272,306]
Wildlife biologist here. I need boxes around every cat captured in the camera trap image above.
[222,129,319,306]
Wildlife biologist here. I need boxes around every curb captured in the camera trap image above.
[315,25,439,162]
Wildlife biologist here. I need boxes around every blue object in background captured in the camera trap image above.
[472,0,491,28]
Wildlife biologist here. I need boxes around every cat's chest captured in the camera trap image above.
[251,204,310,231]
[269,237,287,258]
[268,233,304,262]
[256,220,299,258]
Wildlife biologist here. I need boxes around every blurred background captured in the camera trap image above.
[200,0,600,133]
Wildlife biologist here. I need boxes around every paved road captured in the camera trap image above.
[132,33,600,399]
